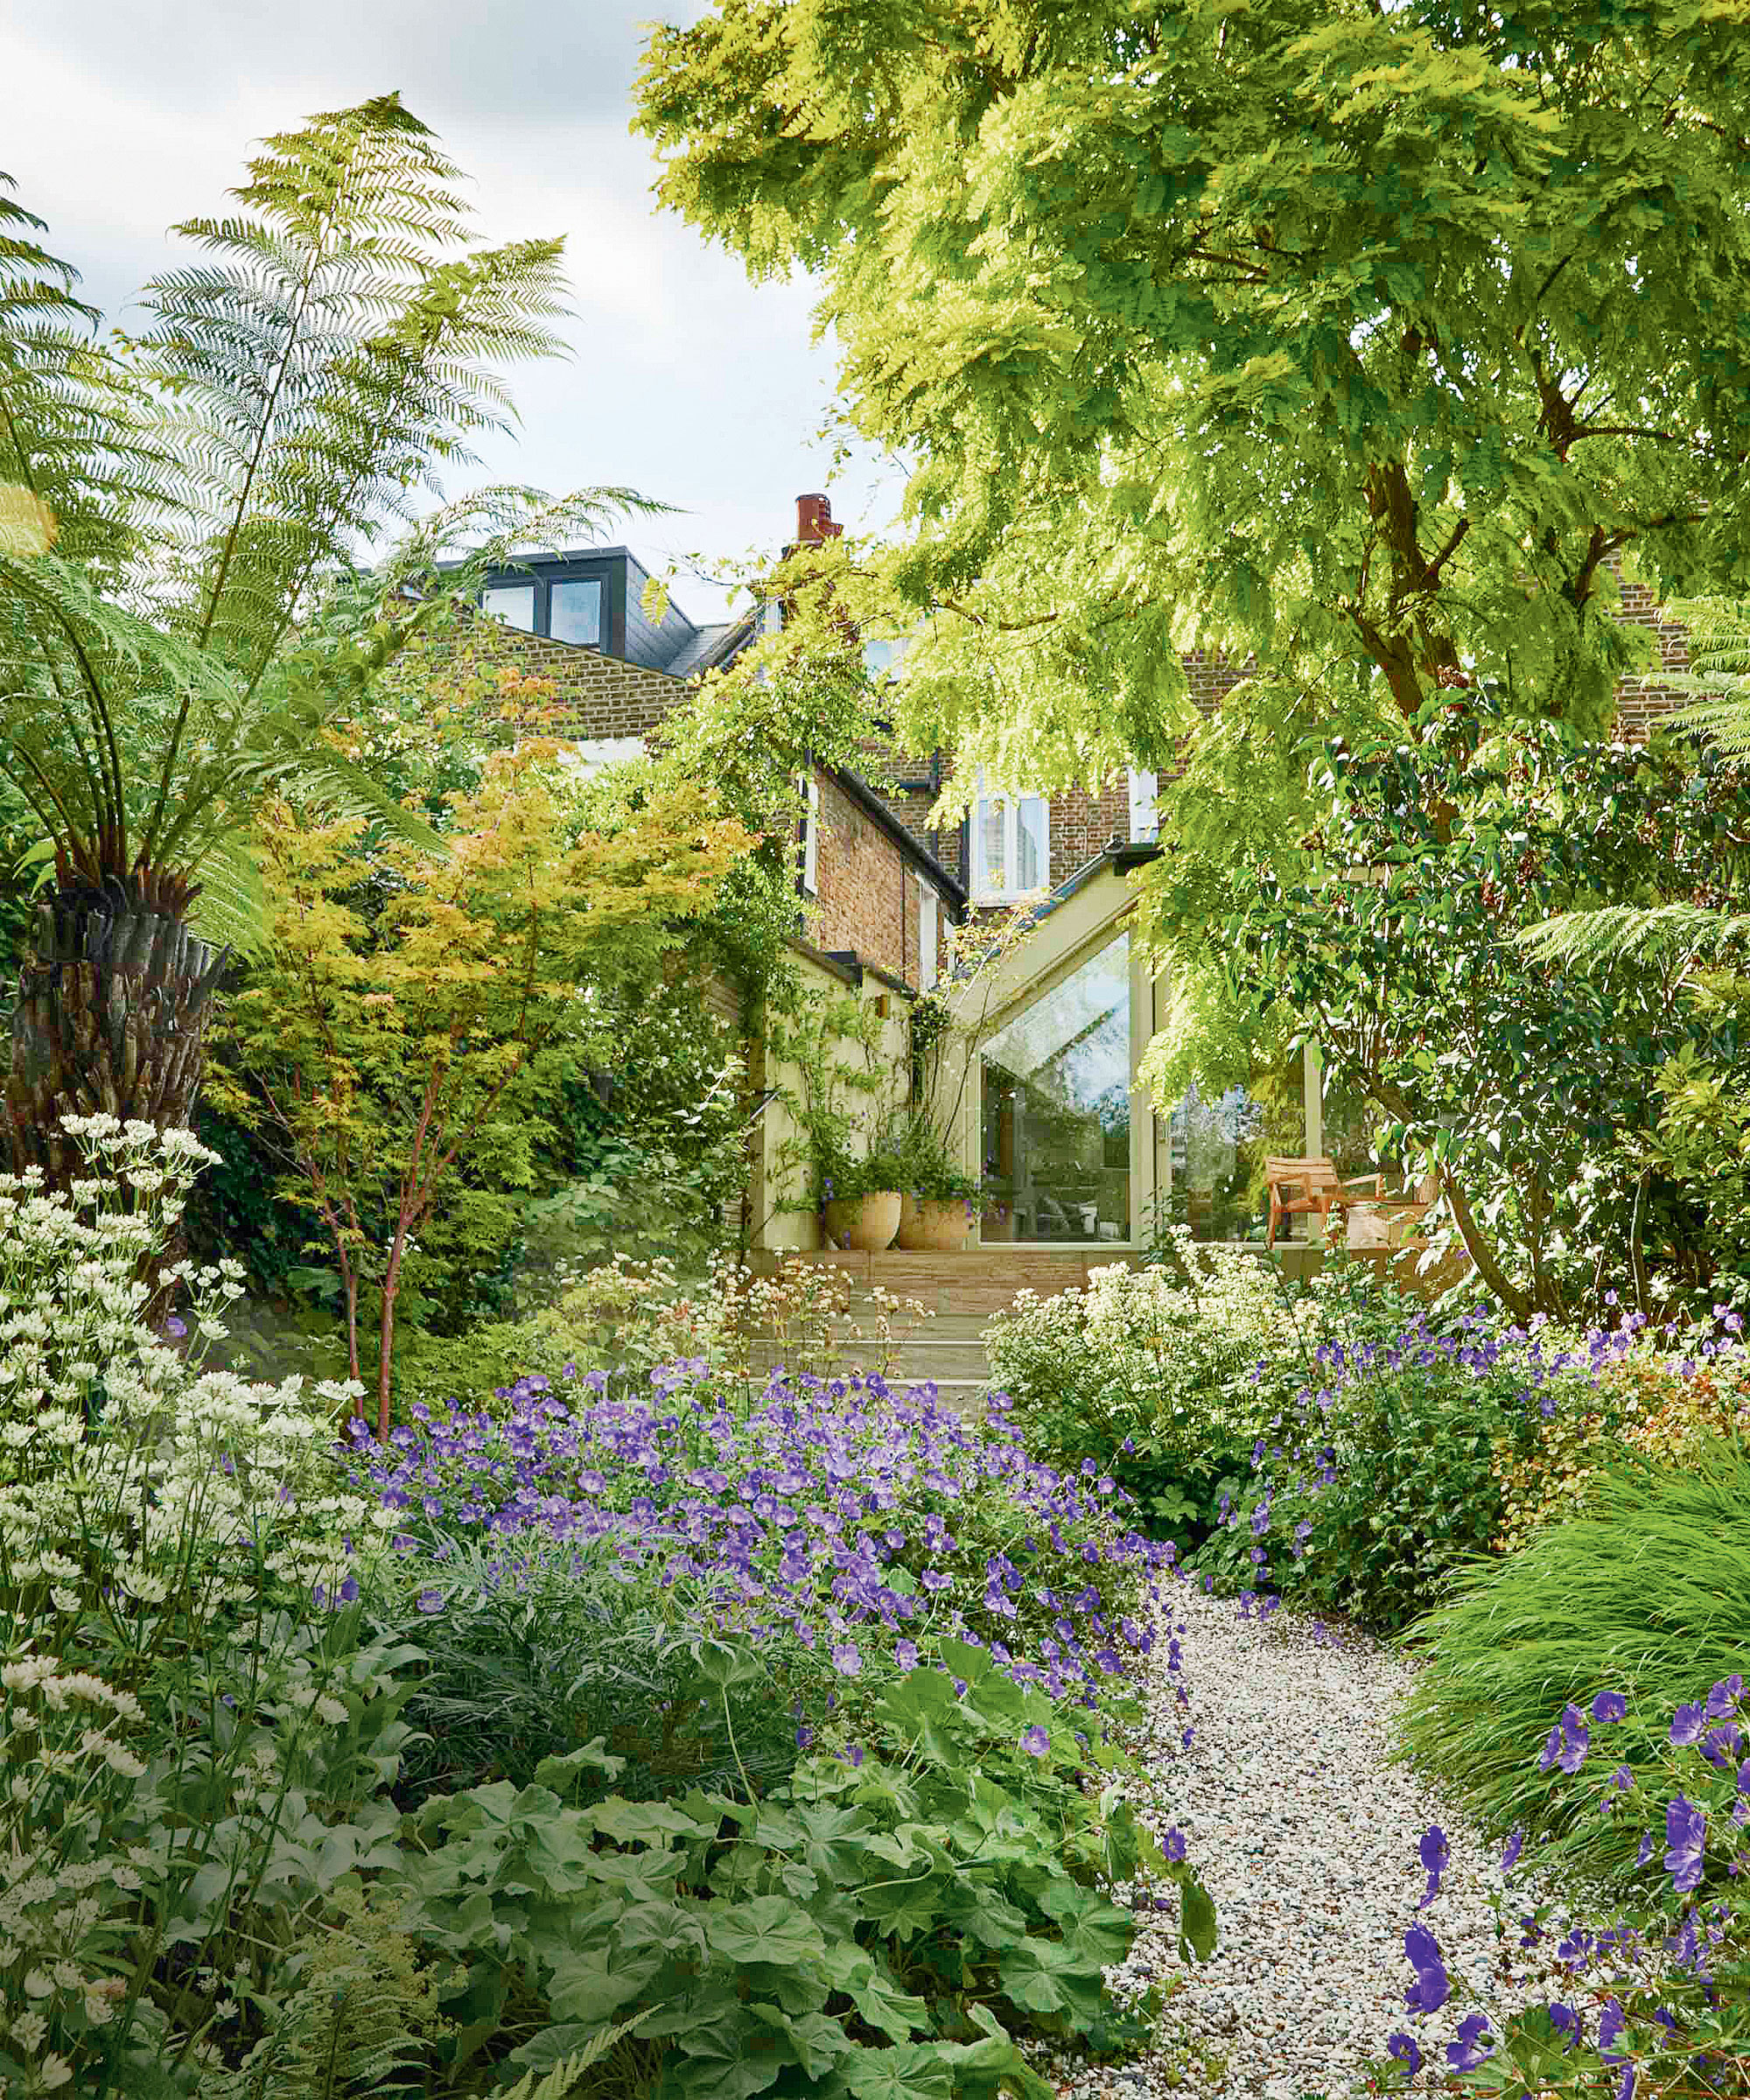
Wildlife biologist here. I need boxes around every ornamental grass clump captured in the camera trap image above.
[1381,1672,1750,2097]
[346,1365,1176,1732]
[1397,1438,1750,1892]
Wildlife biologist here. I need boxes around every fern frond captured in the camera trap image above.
[498,2009,660,2099]
[1516,900,1750,967]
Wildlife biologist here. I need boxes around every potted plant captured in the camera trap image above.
[818,1146,906,1252]
[890,1119,979,1251]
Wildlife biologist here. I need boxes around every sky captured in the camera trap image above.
[0,0,899,620]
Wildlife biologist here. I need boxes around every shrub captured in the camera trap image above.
[1396,1438,1750,1892]
[1492,1334,1750,1548]
[983,1235,1301,1536]
[1193,1305,1617,1633]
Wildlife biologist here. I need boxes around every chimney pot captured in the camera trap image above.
[794,492,841,544]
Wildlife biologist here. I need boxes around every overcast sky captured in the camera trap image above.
[0,0,897,620]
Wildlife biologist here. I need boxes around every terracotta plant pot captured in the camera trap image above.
[894,1194,975,1251]
[822,1190,901,1251]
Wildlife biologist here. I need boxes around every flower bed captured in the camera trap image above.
[346,1365,1177,1727]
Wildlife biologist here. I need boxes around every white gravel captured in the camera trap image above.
[1032,1575,1583,2100]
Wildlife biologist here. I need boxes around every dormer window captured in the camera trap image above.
[550,578,603,646]
[483,583,536,632]
[480,564,606,648]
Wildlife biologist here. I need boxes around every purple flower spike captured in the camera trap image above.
[1021,1725,1049,1757]
[1402,1922,1450,2014]
[1591,1690,1628,1726]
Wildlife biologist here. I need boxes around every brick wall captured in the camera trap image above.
[1610,579,1694,742]
[809,770,930,984]
[402,612,690,739]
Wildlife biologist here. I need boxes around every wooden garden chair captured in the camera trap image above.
[1264,1157,1383,1248]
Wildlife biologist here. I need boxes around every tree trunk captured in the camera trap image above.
[4,872,229,1186]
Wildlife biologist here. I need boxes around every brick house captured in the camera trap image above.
[463,500,1702,1255]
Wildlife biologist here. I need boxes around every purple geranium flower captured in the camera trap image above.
[1670,1702,1706,1746]
[1021,1725,1049,1757]
[1664,1796,1706,1894]
[1418,1825,1449,1909]
[1591,1690,1628,1725]
[1403,1922,1450,2014]
[1446,2012,1494,2072]
[1385,2033,1421,2082]
[1499,1826,1524,1872]
[1163,1826,1186,1862]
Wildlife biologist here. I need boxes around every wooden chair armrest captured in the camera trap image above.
[1339,1173,1383,1194]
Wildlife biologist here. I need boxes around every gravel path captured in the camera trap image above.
[1033,1576,1576,2100]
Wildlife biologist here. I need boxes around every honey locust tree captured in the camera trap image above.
[0,96,631,1184]
[638,0,1750,1237]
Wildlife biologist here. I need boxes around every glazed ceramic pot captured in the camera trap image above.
[822,1190,901,1251]
[894,1194,975,1251]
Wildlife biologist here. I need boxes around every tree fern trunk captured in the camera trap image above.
[3,871,228,1185]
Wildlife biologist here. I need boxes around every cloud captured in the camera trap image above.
[0,0,901,619]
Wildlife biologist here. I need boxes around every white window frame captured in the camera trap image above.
[970,770,1049,902]
[799,774,820,896]
[917,880,940,992]
[1127,766,1159,844]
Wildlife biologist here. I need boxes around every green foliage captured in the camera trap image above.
[637,0,1750,872]
[0,98,624,945]
[1203,710,1750,1320]
[1396,1438,1750,1890]
[387,1649,1202,2097]
[379,1548,812,1810]
[983,1238,1298,1538]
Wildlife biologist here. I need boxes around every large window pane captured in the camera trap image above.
[980,934,1130,1242]
[550,578,603,645]
[483,583,536,631]
[1165,1054,1304,1242]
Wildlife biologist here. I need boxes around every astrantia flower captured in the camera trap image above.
[1021,1725,1049,1757]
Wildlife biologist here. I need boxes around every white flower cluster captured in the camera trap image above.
[985,1230,1314,1447]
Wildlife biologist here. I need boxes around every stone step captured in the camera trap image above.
[746,1337,991,1380]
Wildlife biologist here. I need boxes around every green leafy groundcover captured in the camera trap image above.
[390,1647,1214,2099]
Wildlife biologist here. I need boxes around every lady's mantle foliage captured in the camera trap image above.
[346,1368,1177,1723]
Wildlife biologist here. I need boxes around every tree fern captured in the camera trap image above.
[0,101,640,1170]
